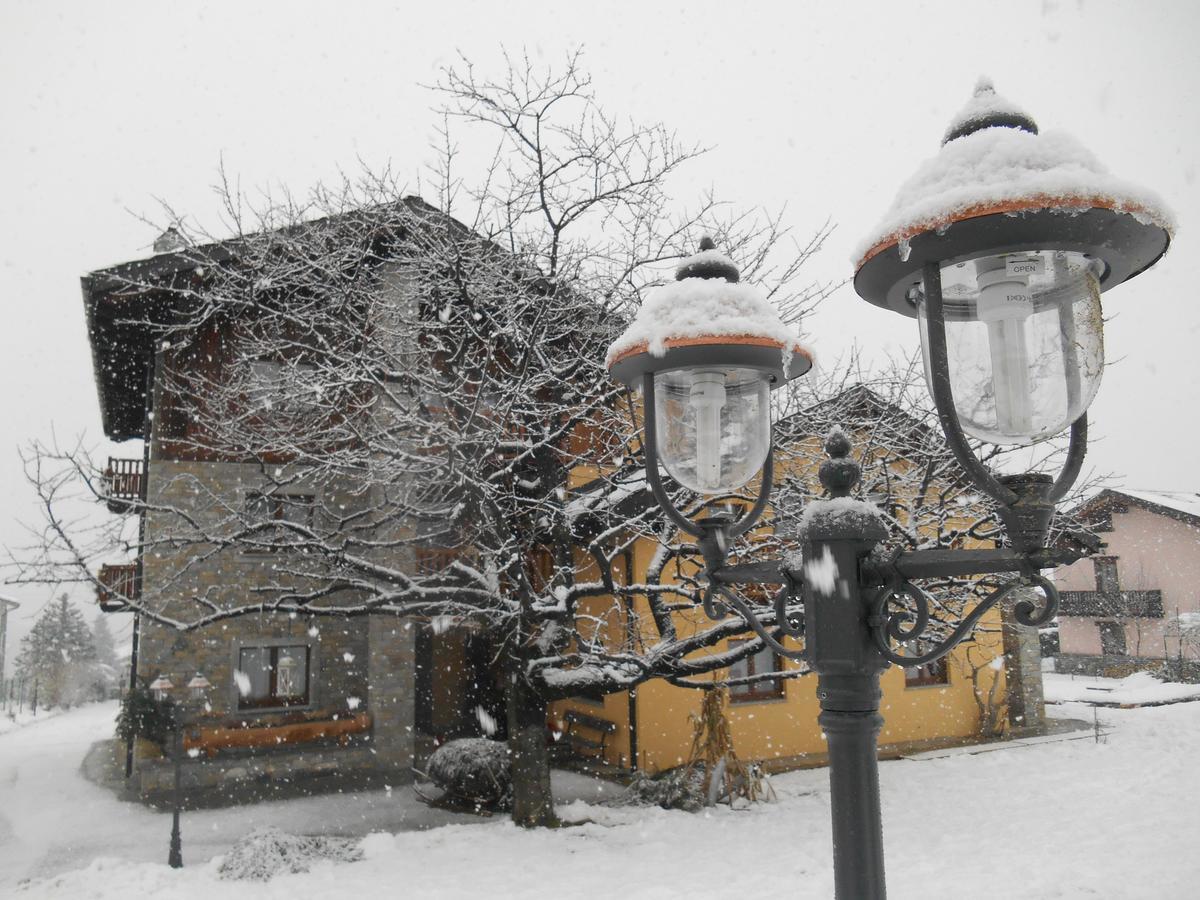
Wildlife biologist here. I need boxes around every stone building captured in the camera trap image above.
[85,200,504,799]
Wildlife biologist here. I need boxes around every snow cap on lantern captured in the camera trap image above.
[854,77,1174,315]
[605,237,812,385]
[606,238,811,494]
[853,78,1173,446]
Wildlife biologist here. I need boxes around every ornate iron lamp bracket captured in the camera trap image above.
[866,567,1060,668]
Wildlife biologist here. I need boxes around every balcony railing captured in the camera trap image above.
[1058,589,1164,618]
[104,457,144,513]
[97,563,139,613]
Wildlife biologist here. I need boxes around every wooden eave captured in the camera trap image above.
[1072,489,1200,533]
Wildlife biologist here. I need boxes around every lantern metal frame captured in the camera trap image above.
[615,194,1165,897]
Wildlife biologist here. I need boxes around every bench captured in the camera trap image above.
[562,709,617,756]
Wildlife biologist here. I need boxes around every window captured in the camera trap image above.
[728,640,785,703]
[245,492,315,551]
[1098,621,1127,656]
[237,645,311,709]
[904,656,950,687]
[246,359,320,418]
[1093,557,1120,595]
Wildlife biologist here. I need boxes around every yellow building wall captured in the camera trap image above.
[553,431,1008,774]
[555,609,1004,774]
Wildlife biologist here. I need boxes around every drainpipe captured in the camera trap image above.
[126,347,157,778]
[623,551,638,772]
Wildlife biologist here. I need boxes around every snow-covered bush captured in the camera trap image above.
[426,737,512,808]
[217,826,362,881]
[610,768,706,812]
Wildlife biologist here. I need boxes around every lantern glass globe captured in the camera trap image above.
[653,366,771,494]
[918,250,1104,445]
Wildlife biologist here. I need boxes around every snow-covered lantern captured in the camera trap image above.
[853,78,1173,446]
[606,238,812,497]
[186,672,212,702]
[149,675,174,702]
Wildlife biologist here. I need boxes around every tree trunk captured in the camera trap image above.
[507,674,558,827]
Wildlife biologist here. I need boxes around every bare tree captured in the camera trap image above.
[13,52,1099,827]
[13,51,827,827]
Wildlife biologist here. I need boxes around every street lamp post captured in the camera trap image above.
[150,673,210,869]
[604,82,1171,899]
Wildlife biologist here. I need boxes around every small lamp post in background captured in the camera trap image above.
[149,675,174,703]
[604,81,1171,899]
[151,672,210,869]
[187,673,212,705]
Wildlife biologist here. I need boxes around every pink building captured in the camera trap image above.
[1055,490,1200,680]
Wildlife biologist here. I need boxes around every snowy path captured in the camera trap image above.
[0,702,616,891]
[5,700,1200,898]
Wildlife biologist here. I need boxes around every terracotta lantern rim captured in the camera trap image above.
[606,333,812,371]
[855,194,1166,271]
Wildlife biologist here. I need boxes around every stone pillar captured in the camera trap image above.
[1002,591,1046,732]
[368,614,416,777]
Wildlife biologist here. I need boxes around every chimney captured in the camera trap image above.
[153,226,187,254]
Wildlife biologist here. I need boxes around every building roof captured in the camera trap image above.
[80,196,458,441]
[1074,488,1200,532]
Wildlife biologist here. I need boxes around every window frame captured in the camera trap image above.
[231,638,319,715]
[1098,620,1128,656]
[728,639,786,704]
[903,655,950,688]
[244,491,316,554]
[1093,556,1120,595]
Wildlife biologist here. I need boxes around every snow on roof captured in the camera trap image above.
[853,82,1175,266]
[1114,489,1200,522]
[605,247,809,369]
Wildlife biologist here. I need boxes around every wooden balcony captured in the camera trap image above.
[97,563,139,612]
[104,457,144,513]
[183,711,372,757]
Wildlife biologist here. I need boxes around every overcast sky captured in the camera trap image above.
[1,0,1197,663]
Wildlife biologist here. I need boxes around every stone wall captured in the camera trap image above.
[368,613,417,774]
[132,456,415,797]
[1002,597,1045,731]
[1055,652,1200,682]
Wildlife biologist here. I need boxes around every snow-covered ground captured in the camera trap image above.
[3,698,1200,898]
[1044,670,1200,706]
[0,706,66,737]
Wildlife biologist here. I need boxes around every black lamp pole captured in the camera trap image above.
[168,712,183,869]
[800,433,889,899]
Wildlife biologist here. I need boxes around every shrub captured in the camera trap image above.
[426,737,512,809]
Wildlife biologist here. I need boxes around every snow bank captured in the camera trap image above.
[0,706,66,735]
[854,85,1175,265]
[217,826,362,881]
[1043,671,1200,706]
[22,700,1200,899]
